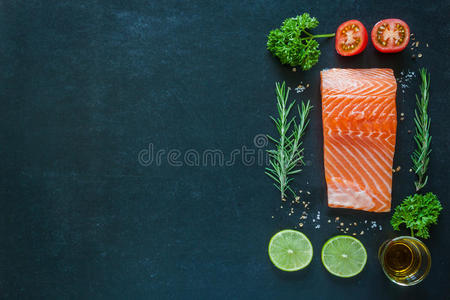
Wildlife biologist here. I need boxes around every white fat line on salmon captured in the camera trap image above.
[327,134,390,208]
[353,133,392,171]
[323,145,378,211]
[328,184,375,211]
[349,135,392,179]
[366,132,396,156]
[326,129,389,205]
[331,132,391,193]
[323,78,395,95]
[323,150,363,208]
[322,78,396,96]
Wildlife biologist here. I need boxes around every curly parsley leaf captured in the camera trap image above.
[391,192,442,239]
[267,13,334,70]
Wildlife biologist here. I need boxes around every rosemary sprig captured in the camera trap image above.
[412,68,431,191]
[265,82,312,200]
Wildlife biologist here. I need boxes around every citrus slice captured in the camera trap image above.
[268,230,313,271]
[321,235,367,278]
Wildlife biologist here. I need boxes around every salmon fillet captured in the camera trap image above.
[321,68,397,212]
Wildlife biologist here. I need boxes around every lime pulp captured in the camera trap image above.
[321,235,367,278]
[268,229,313,271]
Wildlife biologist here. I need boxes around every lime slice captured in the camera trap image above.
[321,235,367,278]
[268,230,313,271]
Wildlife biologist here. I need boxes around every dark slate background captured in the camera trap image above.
[1,0,449,299]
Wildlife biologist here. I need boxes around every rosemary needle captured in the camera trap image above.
[412,68,431,191]
[265,82,312,200]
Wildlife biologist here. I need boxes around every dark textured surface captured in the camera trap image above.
[1,0,450,299]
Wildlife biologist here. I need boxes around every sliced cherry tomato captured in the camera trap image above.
[371,19,410,53]
[335,20,368,56]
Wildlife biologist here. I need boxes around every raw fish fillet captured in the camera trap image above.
[321,68,397,212]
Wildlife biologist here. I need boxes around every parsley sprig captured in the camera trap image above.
[267,13,335,70]
[391,193,442,239]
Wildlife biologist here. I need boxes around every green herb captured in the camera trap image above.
[391,192,442,239]
[391,69,442,239]
[267,13,335,70]
[265,82,312,199]
[412,68,431,191]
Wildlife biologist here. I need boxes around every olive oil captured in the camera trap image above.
[379,236,431,286]
[383,241,420,280]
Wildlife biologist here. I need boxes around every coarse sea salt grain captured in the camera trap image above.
[397,70,416,94]
[295,86,306,94]
[315,225,320,229]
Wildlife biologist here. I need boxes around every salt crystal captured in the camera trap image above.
[396,70,416,94]
[295,86,305,94]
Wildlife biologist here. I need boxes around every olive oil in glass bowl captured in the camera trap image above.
[378,236,431,286]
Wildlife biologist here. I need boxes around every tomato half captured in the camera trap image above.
[335,20,368,56]
[371,19,410,53]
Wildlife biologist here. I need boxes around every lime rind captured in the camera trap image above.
[268,229,313,271]
[321,235,367,278]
